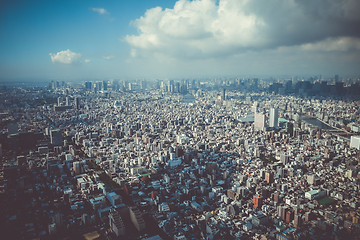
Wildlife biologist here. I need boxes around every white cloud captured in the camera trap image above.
[49,49,81,64]
[301,37,360,52]
[125,0,360,60]
[85,59,90,63]
[102,55,115,60]
[92,8,108,15]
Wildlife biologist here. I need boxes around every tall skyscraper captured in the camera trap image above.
[254,113,266,131]
[221,89,226,101]
[252,101,259,113]
[85,81,92,90]
[75,97,80,110]
[269,107,279,128]
[103,80,108,90]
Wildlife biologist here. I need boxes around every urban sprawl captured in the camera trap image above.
[1,76,360,240]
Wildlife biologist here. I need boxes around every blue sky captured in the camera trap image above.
[1,0,360,80]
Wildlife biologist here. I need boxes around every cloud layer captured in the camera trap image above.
[102,55,115,60]
[49,49,81,64]
[92,8,108,15]
[125,0,360,60]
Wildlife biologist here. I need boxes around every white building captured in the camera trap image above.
[269,107,279,128]
[350,136,360,150]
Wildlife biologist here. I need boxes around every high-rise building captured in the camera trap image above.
[335,74,339,82]
[253,195,263,208]
[265,171,274,183]
[75,97,80,110]
[221,89,226,101]
[252,101,258,113]
[65,97,69,106]
[246,96,252,104]
[103,80,108,90]
[294,214,302,228]
[254,113,266,131]
[50,129,62,146]
[95,81,103,91]
[280,154,289,165]
[269,107,279,128]
[130,206,145,231]
[140,80,147,90]
[73,161,82,175]
[85,81,92,90]
[109,208,125,236]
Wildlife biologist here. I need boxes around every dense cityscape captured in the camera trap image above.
[1,76,360,240]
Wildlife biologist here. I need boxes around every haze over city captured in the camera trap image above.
[1,0,360,81]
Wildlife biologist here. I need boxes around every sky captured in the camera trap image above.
[1,0,360,81]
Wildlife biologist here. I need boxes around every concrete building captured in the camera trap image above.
[109,208,125,236]
[350,136,360,150]
[50,129,62,146]
[269,107,279,128]
[254,113,266,131]
[130,206,145,231]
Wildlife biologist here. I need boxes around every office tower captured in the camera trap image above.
[286,210,294,224]
[246,96,252,104]
[128,82,132,91]
[253,195,263,208]
[73,161,82,175]
[280,154,289,165]
[252,101,258,113]
[103,80,108,90]
[85,81,92,90]
[294,214,302,228]
[169,80,174,93]
[75,97,80,109]
[254,113,266,131]
[335,74,339,82]
[221,89,226,101]
[57,97,61,106]
[130,206,145,231]
[50,129,62,146]
[269,107,278,128]
[253,78,258,87]
[109,208,125,236]
[265,171,274,183]
[123,80,128,90]
[65,97,69,106]
[140,80,147,90]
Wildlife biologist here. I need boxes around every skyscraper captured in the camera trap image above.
[254,113,266,131]
[50,129,62,146]
[85,81,92,90]
[75,97,80,110]
[252,101,258,113]
[269,107,279,128]
[221,89,226,101]
[103,80,108,90]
